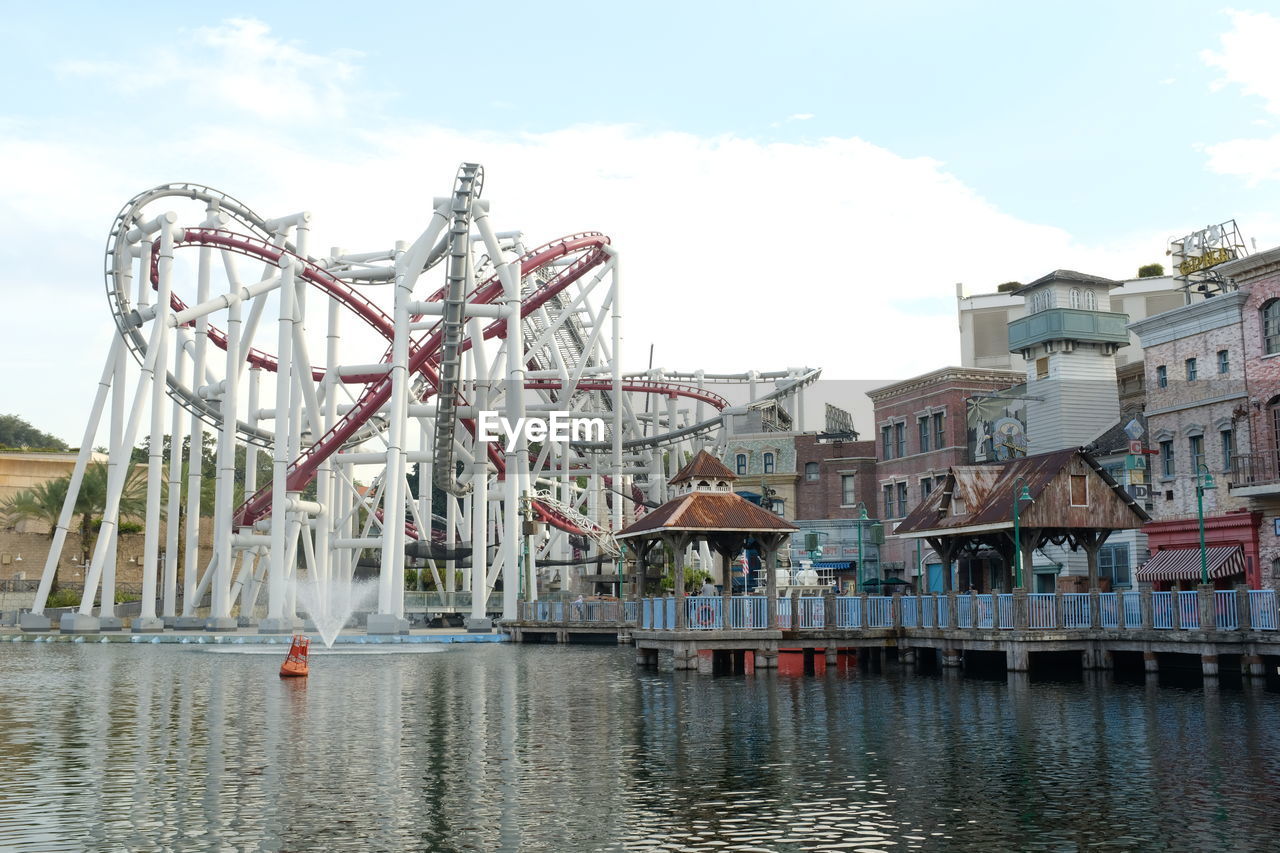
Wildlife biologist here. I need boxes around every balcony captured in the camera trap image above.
[1229,451,1280,497]
[1007,307,1130,353]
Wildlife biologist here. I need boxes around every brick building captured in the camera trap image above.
[790,435,880,588]
[1129,290,1258,589]
[869,366,1023,589]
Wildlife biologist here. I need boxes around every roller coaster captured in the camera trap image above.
[28,164,818,632]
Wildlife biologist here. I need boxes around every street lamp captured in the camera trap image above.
[855,502,869,593]
[1012,478,1034,590]
[1196,464,1216,586]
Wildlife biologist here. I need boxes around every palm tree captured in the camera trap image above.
[0,460,150,593]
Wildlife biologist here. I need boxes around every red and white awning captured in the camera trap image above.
[1135,545,1246,582]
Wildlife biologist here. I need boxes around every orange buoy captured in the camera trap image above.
[279,634,310,678]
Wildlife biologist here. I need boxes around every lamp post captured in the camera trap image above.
[1196,464,1216,586]
[855,502,869,593]
[1012,478,1033,590]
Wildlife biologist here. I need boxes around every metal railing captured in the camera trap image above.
[998,594,1014,629]
[1230,450,1280,489]
[1029,593,1056,628]
[1062,593,1091,628]
[1178,591,1201,629]
[559,589,1280,635]
[1251,590,1278,630]
[1152,592,1173,629]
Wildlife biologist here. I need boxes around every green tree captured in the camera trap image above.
[0,461,148,592]
[0,414,68,450]
[1138,263,1164,278]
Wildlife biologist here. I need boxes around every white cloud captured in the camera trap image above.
[55,17,360,121]
[787,113,815,121]
[1,18,1189,443]
[1200,10,1280,182]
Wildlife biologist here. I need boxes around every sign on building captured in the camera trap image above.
[1168,220,1249,296]
[968,387,1028,463]
[824,404,855,438]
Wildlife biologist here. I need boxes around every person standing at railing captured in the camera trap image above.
[573,594,585,618]
[700,578,717,598]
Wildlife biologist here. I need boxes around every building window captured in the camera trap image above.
[1099,544,1131,589]
[735,453,747,476]
[1185,358,1197,381]
[1070,287,1081,309]
[1221,429,1234,472]
[894,422,906,459]
[1264,300,1280,355]
[1160,440,1174,478]
[896,482,908,517]
[921,478,933,501]
[883,484,895,518]
[841,475,856,505]
[1189,434,1204,474]
[1035,357,1049,380]
[1069,474,1088,506]
[932,411,945,447]
[881,426,893,460]
[1156,365,1167,388]
[918,416,931,453]
[1084,290,1097,310]
[805,462,819,482]
[763,452,775,474]
[1218,349,1230,374]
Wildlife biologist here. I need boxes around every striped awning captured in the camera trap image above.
[1135,546,1246,581]
[813,561,853,569]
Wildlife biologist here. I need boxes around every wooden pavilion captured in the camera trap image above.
[894,448,1150,591]
[615,450,797,629]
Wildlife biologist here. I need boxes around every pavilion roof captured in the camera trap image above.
[616,491,796,540]
[894,447,1149,539]
[668,450,737,485]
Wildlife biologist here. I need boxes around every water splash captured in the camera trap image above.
[294,575,379,648]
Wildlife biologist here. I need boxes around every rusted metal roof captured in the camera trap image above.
[669,450,738,485]
[895,447,1149,537]
[616,492,796,539]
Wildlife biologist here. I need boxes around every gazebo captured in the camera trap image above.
[894,448,1149,592]
[615,450,797,629]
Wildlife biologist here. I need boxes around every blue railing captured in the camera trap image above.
[901,596,919,628]
[1215,591,1239,631]
[835,596,861,628]
[1178,591,1201,629]
[1029,593,1056,628]
[1063,593,1091,628]
[796,597,825,629]
[1251,590,1279,630]
[867,596,893,628]
[997,594,1014,629]
[1152,592,1173,629]
[1123,592,1141,628]
[624,590,1280,634]
[729,596,767,629]
[1099,593,1118,629]
[686,596,723,630]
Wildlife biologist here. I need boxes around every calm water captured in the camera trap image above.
[1,642,1279,852]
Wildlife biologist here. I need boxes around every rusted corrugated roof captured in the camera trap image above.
[617,492,796,539]
[669,450,738,485]
[895,447,1149,536]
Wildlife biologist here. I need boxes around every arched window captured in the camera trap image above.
[735,453,747,476]
[1263,300,1280,355]
[805,462,819,481]
[1070,288,1082,309]
[763,452,775,474]
[1084,289,1097,310]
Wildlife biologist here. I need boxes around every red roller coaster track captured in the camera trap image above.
[144,229,727,542]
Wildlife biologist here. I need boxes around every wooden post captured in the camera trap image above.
[1237,584,1252,631]
[1139,585,1154,630]
[1198,584,1216,631]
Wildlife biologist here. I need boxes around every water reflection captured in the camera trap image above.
[1,644,1278,851]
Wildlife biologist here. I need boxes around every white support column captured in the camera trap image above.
[162,342,186,620]
[469,319,491,628]
[205,292,242,631]
[239,367,262,620]
[259,255,297,634]
[100,335,127,630]
[22,336,123,629]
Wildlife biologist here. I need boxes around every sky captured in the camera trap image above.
[3,2,1280,445]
